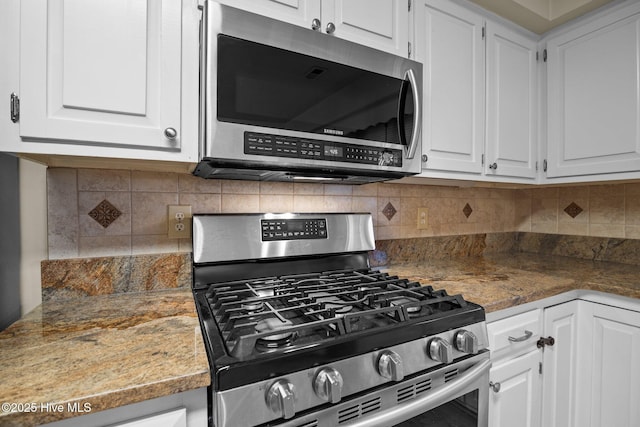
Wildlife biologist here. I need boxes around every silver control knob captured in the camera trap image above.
[266,380,295,419]
[455,330,479,354]
[377,350,404,381]
[314,367,344,403]
[428,337,453,364]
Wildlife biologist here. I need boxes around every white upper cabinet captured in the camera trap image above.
[485,21,538,180]
[11,0,200,162]
[545,2,640,179]
[215,0,410,57]
[415,0,485,175]
[414,0,538,182]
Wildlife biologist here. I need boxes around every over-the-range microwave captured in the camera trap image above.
[194,2,423,184]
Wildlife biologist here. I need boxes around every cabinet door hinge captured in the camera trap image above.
[536,51,539,62]
[10,93,19,123]
[482,26,485,40]
[537,336,555,349]
[539,362,543,375]
[535,161,539,171]
[408,42,412,58]
[543,48,547,62]
[543,159,548,172]
[408,0,411,12]
[481,154,485,165]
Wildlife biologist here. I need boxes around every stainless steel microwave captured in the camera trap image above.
[194,2,423,184]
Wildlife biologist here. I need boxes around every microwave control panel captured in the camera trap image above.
[261,218,327,241]
[244,132,403,167]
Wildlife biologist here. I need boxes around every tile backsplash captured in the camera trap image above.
[46,168,640,259]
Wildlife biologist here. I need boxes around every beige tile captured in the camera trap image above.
[222,180,259,194]
[590,184,625,198]
[132,235,180,255]
[558,222,589,236]
[259,182,294,195]
[559,185,590,199]
[260,195,294,212]
[293,183,324,195]
[625,182,640,196]
[514,189,533,200]
[47,168,78,218]
[590,223,624,238]
[79,191,131,237]
[377,197,401,226]
[131,192,179,235]
[293,195,324,212]
[378,183,403,197]
[531,222,558,233]
[590,196,624,225]
[352,183,378,197]
[531,187,559,199]
[400,225,422,239]
[625,225,640,239]
[132,171,179,192]
[374,225,401,240]
[78,235,131,257]
[531,197,558,225]
[324,184,353,196]
[78,169,130,191]
[178,174,221,193]
[324,196,352,212]
[178,238,193,253]
[400,198,420,227]
[221,194,260,213]
[625,195,640,226]
[47,225,79,259]
[179,193,221,214]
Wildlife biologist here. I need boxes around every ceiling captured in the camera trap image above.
[468,0,617,33]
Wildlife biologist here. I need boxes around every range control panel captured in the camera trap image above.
[261,218,327,241]
[245,132,403,167]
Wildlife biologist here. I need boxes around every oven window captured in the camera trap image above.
[393,390,479,427]
[217,35,414,145]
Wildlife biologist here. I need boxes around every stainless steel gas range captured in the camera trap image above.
[191,213,490,427]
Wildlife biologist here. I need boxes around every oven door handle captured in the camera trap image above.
[345,358,491,427]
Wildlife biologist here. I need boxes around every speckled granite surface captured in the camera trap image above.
[41,253,191,301]
[382,252,640,313]
[0,289,210,427]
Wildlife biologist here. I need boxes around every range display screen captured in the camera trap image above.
[261,218,327,241]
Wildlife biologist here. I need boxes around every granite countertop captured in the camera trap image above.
[382,252,640,313]
[0,288,210,427]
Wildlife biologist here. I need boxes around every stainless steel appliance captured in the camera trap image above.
[195,3,422,184]
[192,213,490,427]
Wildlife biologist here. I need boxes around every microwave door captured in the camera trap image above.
[397,69,421,160]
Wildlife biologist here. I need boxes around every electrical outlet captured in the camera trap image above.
[417,208,429,229]
[168,205,192,239]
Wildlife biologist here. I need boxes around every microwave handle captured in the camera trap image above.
[344,357,491,427]
[397,69,421,160]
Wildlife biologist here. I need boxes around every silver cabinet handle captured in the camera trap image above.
[326,22,336,34]
[164,127,178,140]
[489,162,498,170]
[490,381,501,393]
[311,18,321,31]
[508,330,533,342]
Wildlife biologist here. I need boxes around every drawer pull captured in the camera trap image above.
[508,330,533,343]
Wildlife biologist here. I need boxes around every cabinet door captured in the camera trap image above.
[485,21,537,179]
[546,3,640,178]
[541,300,580,427]
[576,302,640,427]
[214,0,321,29]
[489,350,542,427]
[327,0,409,57]
[415,0,484,174]
[20,0,182,151]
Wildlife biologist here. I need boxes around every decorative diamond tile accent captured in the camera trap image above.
[88,199,122,228]
[462,203,473,218]
[564,202,583,218]
[382,202,397,221]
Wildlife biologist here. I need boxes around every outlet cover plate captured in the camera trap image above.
[168,205,192,239]
[417,207,429,229]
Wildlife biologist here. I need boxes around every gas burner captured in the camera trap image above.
[310,291,353,315]
[242,300,265,314]
[255,317,296,351]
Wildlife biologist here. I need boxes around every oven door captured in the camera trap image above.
[278,352,490,427]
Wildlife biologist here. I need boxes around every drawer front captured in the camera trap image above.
[488,309,542,357]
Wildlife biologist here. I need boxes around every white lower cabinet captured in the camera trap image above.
[490,298,640,427]
[489,350,542,427]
